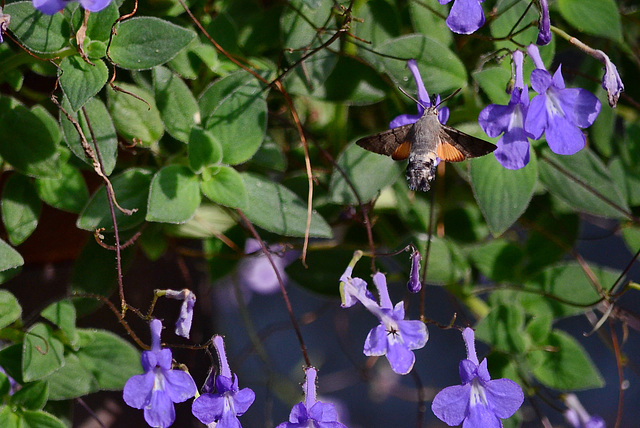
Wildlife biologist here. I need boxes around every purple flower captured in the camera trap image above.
[238,239,297,295]
[524,44,600,156]
[390,59,449,128]
[347,271,428,375]
[536,0,551,45]
[32,0,111,15]
[0,14,9,44]
[439,0,485,34]
[191,335,255,427]
[164,289,196,339]
[479,50,534,169]
[277,367,347,428]
[563,394,606,428]
[123,319,197,428]
[591,50,624,108]
[432,328,524,428]
[407,250,422,293]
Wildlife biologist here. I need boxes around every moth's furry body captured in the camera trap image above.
[356,106,496,192]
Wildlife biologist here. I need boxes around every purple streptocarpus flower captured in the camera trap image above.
[479,50,534,169]
[238,238,298,295]
[407,250,422,293]
[432,328,524,427]
[191,335,255,427]
[536,0,551,45]
[563,394,606,428]
[276,367,347,428]
[32,0,111,15]
[0,14,9,44]
[123,319,197,428]
[439,0,485,35]
[591,50,624,108]
[524,44,600,156]
[163,289,196,339]
[390,59,449,129]
[341,267,428,375]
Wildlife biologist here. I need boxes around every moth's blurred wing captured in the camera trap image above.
[356,124,413,158]
[438,126,496,162]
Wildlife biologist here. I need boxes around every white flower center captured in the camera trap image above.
[470,378,488,408]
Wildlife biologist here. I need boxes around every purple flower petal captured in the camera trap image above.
[397,320,428,349]
[123,372,155,409]
[407,59,430,111]
[432,384,471,425]
[163,369,198,403]
[308,401,339,422]
[446,0,485,34]
[536,0,551,45]
[545,113,585,155]
[144,389,176,428]
[524,93,547,139]
[478,103,513,138]
[363,324,388,356]
[389,113,421,128]
[465,401,502,428]
[558,88,601,128]
[79,0,111,11]
[386,337,416,375]
[32,0,68,14]
[192,394,225,424]
[494,127,531,170]
[530,69,553,94]
[232,387,256,415]
[485,378,525,419]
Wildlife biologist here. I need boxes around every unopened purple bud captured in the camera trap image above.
[536,0,551,45]
[407,251,422,293]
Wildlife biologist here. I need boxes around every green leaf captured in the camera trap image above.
[473,66,512,105]
[41,300,78,347]
[286,248,356,297]
[281,0,332,49]
[22,323,65,382]
[85,1,120,43]
[329,142,402,204]
[10,381,48,410]
[60,97,118,176]
[471,149,538,236]
[4,2,69,54]
[241,173,332,238]
[42,353,95,400]
[75,329,142,390]
[147,166,201,223]
[468,239,524,283]
[354,0,401,47]
[59,56,108,111]
[0,403,21,427]
[200,166,247,209]
[409,0,452,47]
[558,0,622,42]
[203,77,267,165]
[153,66,200,143]
[188,127,223,173]
[622,225,640,254]
[20,410,66,428]
[418,237,469,285]
[164,204,236,239]
[529,330,604,390]
[284,47,338,96]
[0,290,21,328]
[2,174,41,245]
[109,17,196,70]
[475,304,527,354]
[367,34,467,94]
[35,163,89,213]
[608,157,640,207]
[315,56,387,105]
[108,82,165,145]
[521,262,618,318]
[539,148,630,219]
[0,99,61,178]
[0,238,24,272]
[77,168,153,232]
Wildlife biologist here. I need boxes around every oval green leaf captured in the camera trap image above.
[5,2,69,54]
[241,173,332,238]
[558,0,622,42]
[153,66,200,143]
[107,82,164,145]
[2,174,41,245]
[59,56,108,111]
[147,165,201,223]
[200,166,247,209]
[109,17,196,70]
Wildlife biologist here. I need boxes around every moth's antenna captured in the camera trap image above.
[435,88,462,108]
[398,86,428,111]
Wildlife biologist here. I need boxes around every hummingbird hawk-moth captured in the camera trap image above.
[356,105,497,192]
